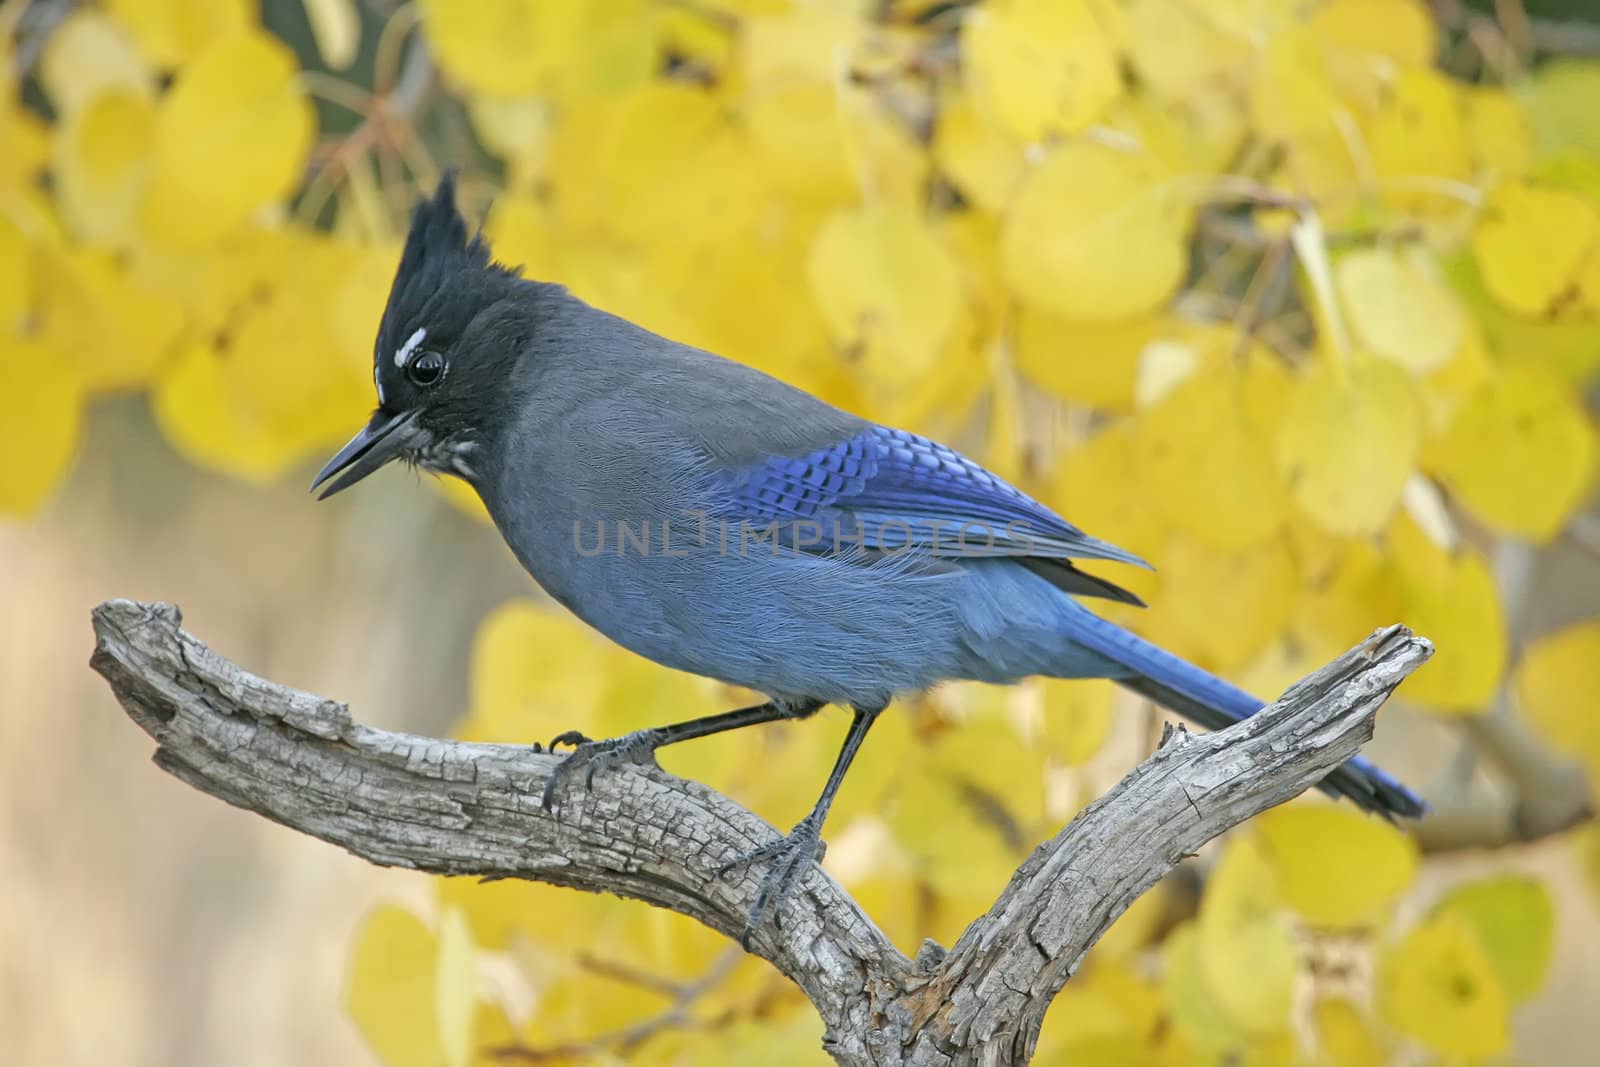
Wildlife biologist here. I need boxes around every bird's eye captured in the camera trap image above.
[408,350,444,387]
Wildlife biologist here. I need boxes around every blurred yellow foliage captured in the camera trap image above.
[1253,804,1419,928]
[1378,911,1510,1058]
[6,0,1598,1063]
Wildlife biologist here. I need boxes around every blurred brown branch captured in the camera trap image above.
[89,600,1430,1066]
[1417,701,1594,852]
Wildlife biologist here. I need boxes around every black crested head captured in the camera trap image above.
[311,174,547,499]
[374,171,519,391]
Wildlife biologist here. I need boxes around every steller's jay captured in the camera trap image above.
[314,176,1424,942]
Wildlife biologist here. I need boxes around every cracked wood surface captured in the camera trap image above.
[89,599,1431,1065]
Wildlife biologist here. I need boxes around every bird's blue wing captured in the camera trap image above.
[712,425,1147,568]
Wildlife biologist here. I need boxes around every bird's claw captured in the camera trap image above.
[548,729,593,750]
[718,814,827,949]
[540,728,663,811]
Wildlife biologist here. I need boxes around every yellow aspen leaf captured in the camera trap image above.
[1133,337,1204,409]
[469,600,608,727]
[1001,142,1189,321]
[468,96,553,189]
[1427,367,1596,541]
[421,0,656,99]
[1123,0,1247,101]
[1140,533,1298,672]
[469,1002,517,1067]
[0,216,31,331]
[962,0,1122,143]
[1047,960,1164,1046]
[1037,677,1116,765]
[103,0,253,69]
[483,196,567,283]
[938,210,1008,332]
[152,342,299,482]
[1514,621,1600,782]
[1464,86,1533,177]
[1293,541,1405,661]
[1444,250,1600,383]
[1312,0,1435,112]
[1378,913,1510,1058]
[600,902,729,986]
[152,231,373,478]
[209,242,369,429]
[745,79,925,208]
[526,968,670,1047]
[1095,881,1172,959]
[1138,362,1289,551]
[1386,516,1506,712]
[1275,358,1420,536]
[550,83,731,243]
[934,93,1025,213]
[666,231,837,396]
[807,204,963,381]
[659,5,736,75]
[1367,68,1472,194]
[1253,804,1419,928]
[1252,27,1341,141]
[1106,89,1248,180]
[52,87,156,247]
[1014,310,1155,412]
[1417,321,1492,433]
[1336,247,1465,373]
[38,11,153,117]
[1311,0,1435,67]
[1048,421,1166,589]
[888,750,1025,898]
[1235,637,1327,706]
[595,649,720,757]
[1470,180,1600,317]
[1,99,51,202]
[1163,922,1255,1052]
[141,30,314,248]
[1431,877,1554,1003]
[1197,837,1297,1035]
[1313,997,1392,1067]
[434,907,478,1067]
[36,246,184,389]
[346,905,447,1067]
[327,241,403,368]
[436,877,549,951]
[1,341,82,516]
[741,3,859,85]
[930,702,1049,829]
[1526,59,1600,162]
[1268,128,1362,231]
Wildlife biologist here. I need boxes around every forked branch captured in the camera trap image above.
[89,599,1430,1066]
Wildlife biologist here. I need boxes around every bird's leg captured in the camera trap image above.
[718,702,884,948]
[540,698,824,810]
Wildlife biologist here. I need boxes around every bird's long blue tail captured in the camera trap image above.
[1059,603,1426,819]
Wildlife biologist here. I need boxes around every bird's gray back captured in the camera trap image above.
[476,290,1119,704]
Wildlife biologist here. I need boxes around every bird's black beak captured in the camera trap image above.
[311,410,416,499]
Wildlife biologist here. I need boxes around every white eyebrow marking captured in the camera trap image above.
[395,327,427,368]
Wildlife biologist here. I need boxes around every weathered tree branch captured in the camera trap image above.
[89,600,1431,1066]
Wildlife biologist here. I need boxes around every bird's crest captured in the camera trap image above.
[375,173,518,379]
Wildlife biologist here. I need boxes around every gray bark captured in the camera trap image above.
[89,599,1430,1065]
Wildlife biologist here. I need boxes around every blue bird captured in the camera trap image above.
[314,177,1425,942]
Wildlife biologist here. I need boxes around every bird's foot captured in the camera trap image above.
[718,812,827,949]
[540,728,665,810]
